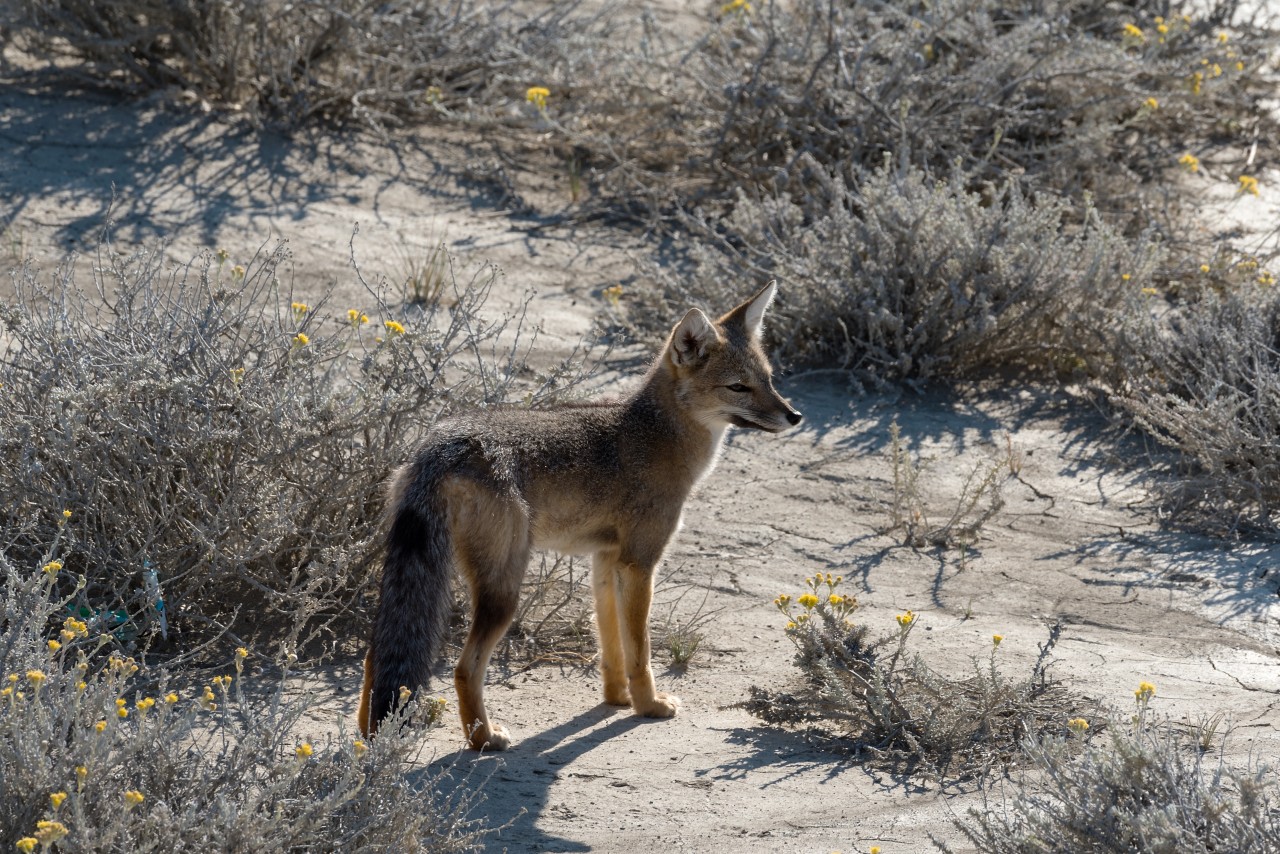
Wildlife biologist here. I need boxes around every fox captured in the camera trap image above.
[357,281,802,750]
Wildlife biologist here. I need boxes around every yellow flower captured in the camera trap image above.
[35,820,68,844]
[1135,681,1156,702]
[215,248,229,264]
[117,706,128,719]
[347,308,369,325]
[1156,23,1168,34]
[123,790,145,811]
[293,333,309,347]
[229,366,245,384]
[398,685,412,705]
[525,86,550,110]
[59,509,72,525]
[296,743,314,759]
[291,302,309,313]
[1121,273,1131,281]
[828,594,843,606]
[1143,97,1158,110]
[165,692,179,704]
[895,611,916,627]
[354,739,368,759]
[75,765,88,784]
[1238,175,1260,196]
[1259,272,1276,287]
[1211,63,1222,77]
[871,848,882,854]
[1200,264,1211,274]
[60,630,76,643]
[76,681,86,692]
[1236,61,1245,72]
[200,686,217,711]
[47,640,61,652]
[1178,153,1200,173]
[94,720,107,733]
[1068,717,1090,734]
[26,670,45,686]
[721,0,752,14]
[16,838,36,853]
[49,791,67,810]
[1190,71,1203,95]
[42,560,63,576]
[136,697,156,714]
[1141,287,1159,296]
[786,621,797,630]
[797,593,820,610]
[992,634,1003,646]
[1122,23,1144,40]
[1219,32,1230,43]
[231,265,246,280]
[384,320,406,335]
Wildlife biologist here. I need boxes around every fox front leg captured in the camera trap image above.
[613,556,680,718]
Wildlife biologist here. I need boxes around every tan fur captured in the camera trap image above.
[362,282,801,750]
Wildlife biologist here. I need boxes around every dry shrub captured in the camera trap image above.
[741,576,1081,778]
[0,240,591,655]
[653,162,1160,384]
[0,547,485,852]
[1114,279,1280,534]
[943,701,1280,853]
[6,0,614,128]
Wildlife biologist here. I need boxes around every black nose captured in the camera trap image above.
[786,410,803,426]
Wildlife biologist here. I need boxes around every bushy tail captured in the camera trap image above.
[359,490,453,736]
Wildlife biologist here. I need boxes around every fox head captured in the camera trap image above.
[665,281,803,433]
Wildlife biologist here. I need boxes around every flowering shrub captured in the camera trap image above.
[0,544,484,851]
[744,575,1083,776]
[949,683,1280,853]
[0,241,591,653]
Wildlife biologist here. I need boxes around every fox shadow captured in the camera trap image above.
[419,702,652,852]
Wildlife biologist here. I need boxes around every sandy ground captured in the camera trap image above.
[3,66,1278,854]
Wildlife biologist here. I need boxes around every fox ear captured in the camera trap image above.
[670,308,719,367]
[741,280,777,339]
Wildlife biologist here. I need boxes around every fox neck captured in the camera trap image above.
[636,356,728,487]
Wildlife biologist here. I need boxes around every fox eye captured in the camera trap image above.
[726,383,751,393]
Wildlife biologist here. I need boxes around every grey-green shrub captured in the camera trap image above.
[1115,279,1280,534]
[0,242,589,653]
[741,575,1081,777]
[944,706,1280,853]
[655,163,1160,384]
[0,546,484,852]
[6,0,615,129]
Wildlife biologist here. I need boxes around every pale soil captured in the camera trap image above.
[3,65,1278,854]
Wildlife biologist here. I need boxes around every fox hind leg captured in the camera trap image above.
[450,492,530,751]
[592,554,630,706]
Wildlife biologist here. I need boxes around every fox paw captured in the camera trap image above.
[635,692,681,719]
[603,687,632,707]
[468,723,511,752]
